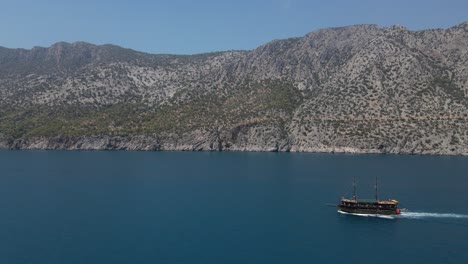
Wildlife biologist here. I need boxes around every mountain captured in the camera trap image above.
[0,22,467,154]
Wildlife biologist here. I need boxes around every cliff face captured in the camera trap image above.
[1,22,467,154]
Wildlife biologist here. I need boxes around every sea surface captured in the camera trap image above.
[0,151,467,264]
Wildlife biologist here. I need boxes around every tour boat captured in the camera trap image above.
[337,177,401,215]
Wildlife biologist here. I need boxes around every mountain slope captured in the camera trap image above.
[1,22,467,154]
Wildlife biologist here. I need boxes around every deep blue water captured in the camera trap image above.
[0,151,467,264]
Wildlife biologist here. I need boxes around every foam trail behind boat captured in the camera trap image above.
[338,210,468,220]
[398,212,468,219]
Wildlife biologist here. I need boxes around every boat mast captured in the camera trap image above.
[375,176,378,201]
[353,176,357,201]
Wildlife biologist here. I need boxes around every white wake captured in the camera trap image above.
[338,210,468,220]
[398,212,468,219]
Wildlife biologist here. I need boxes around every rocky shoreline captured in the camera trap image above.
[1,135,467,156]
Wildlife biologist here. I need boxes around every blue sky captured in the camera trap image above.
[0,0,466,54]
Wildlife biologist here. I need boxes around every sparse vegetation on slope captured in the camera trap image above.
[0,22,467,154]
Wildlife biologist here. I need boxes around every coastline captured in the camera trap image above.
[1,135,466,156]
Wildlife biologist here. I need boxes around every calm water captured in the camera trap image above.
[0,151,467,264]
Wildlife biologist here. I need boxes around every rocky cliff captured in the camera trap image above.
[1,22,467,154]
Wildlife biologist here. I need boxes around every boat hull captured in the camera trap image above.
[337,206,400,215]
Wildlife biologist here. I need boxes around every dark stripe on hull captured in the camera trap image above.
[337,206,399,215]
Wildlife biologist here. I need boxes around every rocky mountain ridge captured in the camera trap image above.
[1,22,467,154]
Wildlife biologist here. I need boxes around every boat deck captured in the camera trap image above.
[341,198,398,205]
